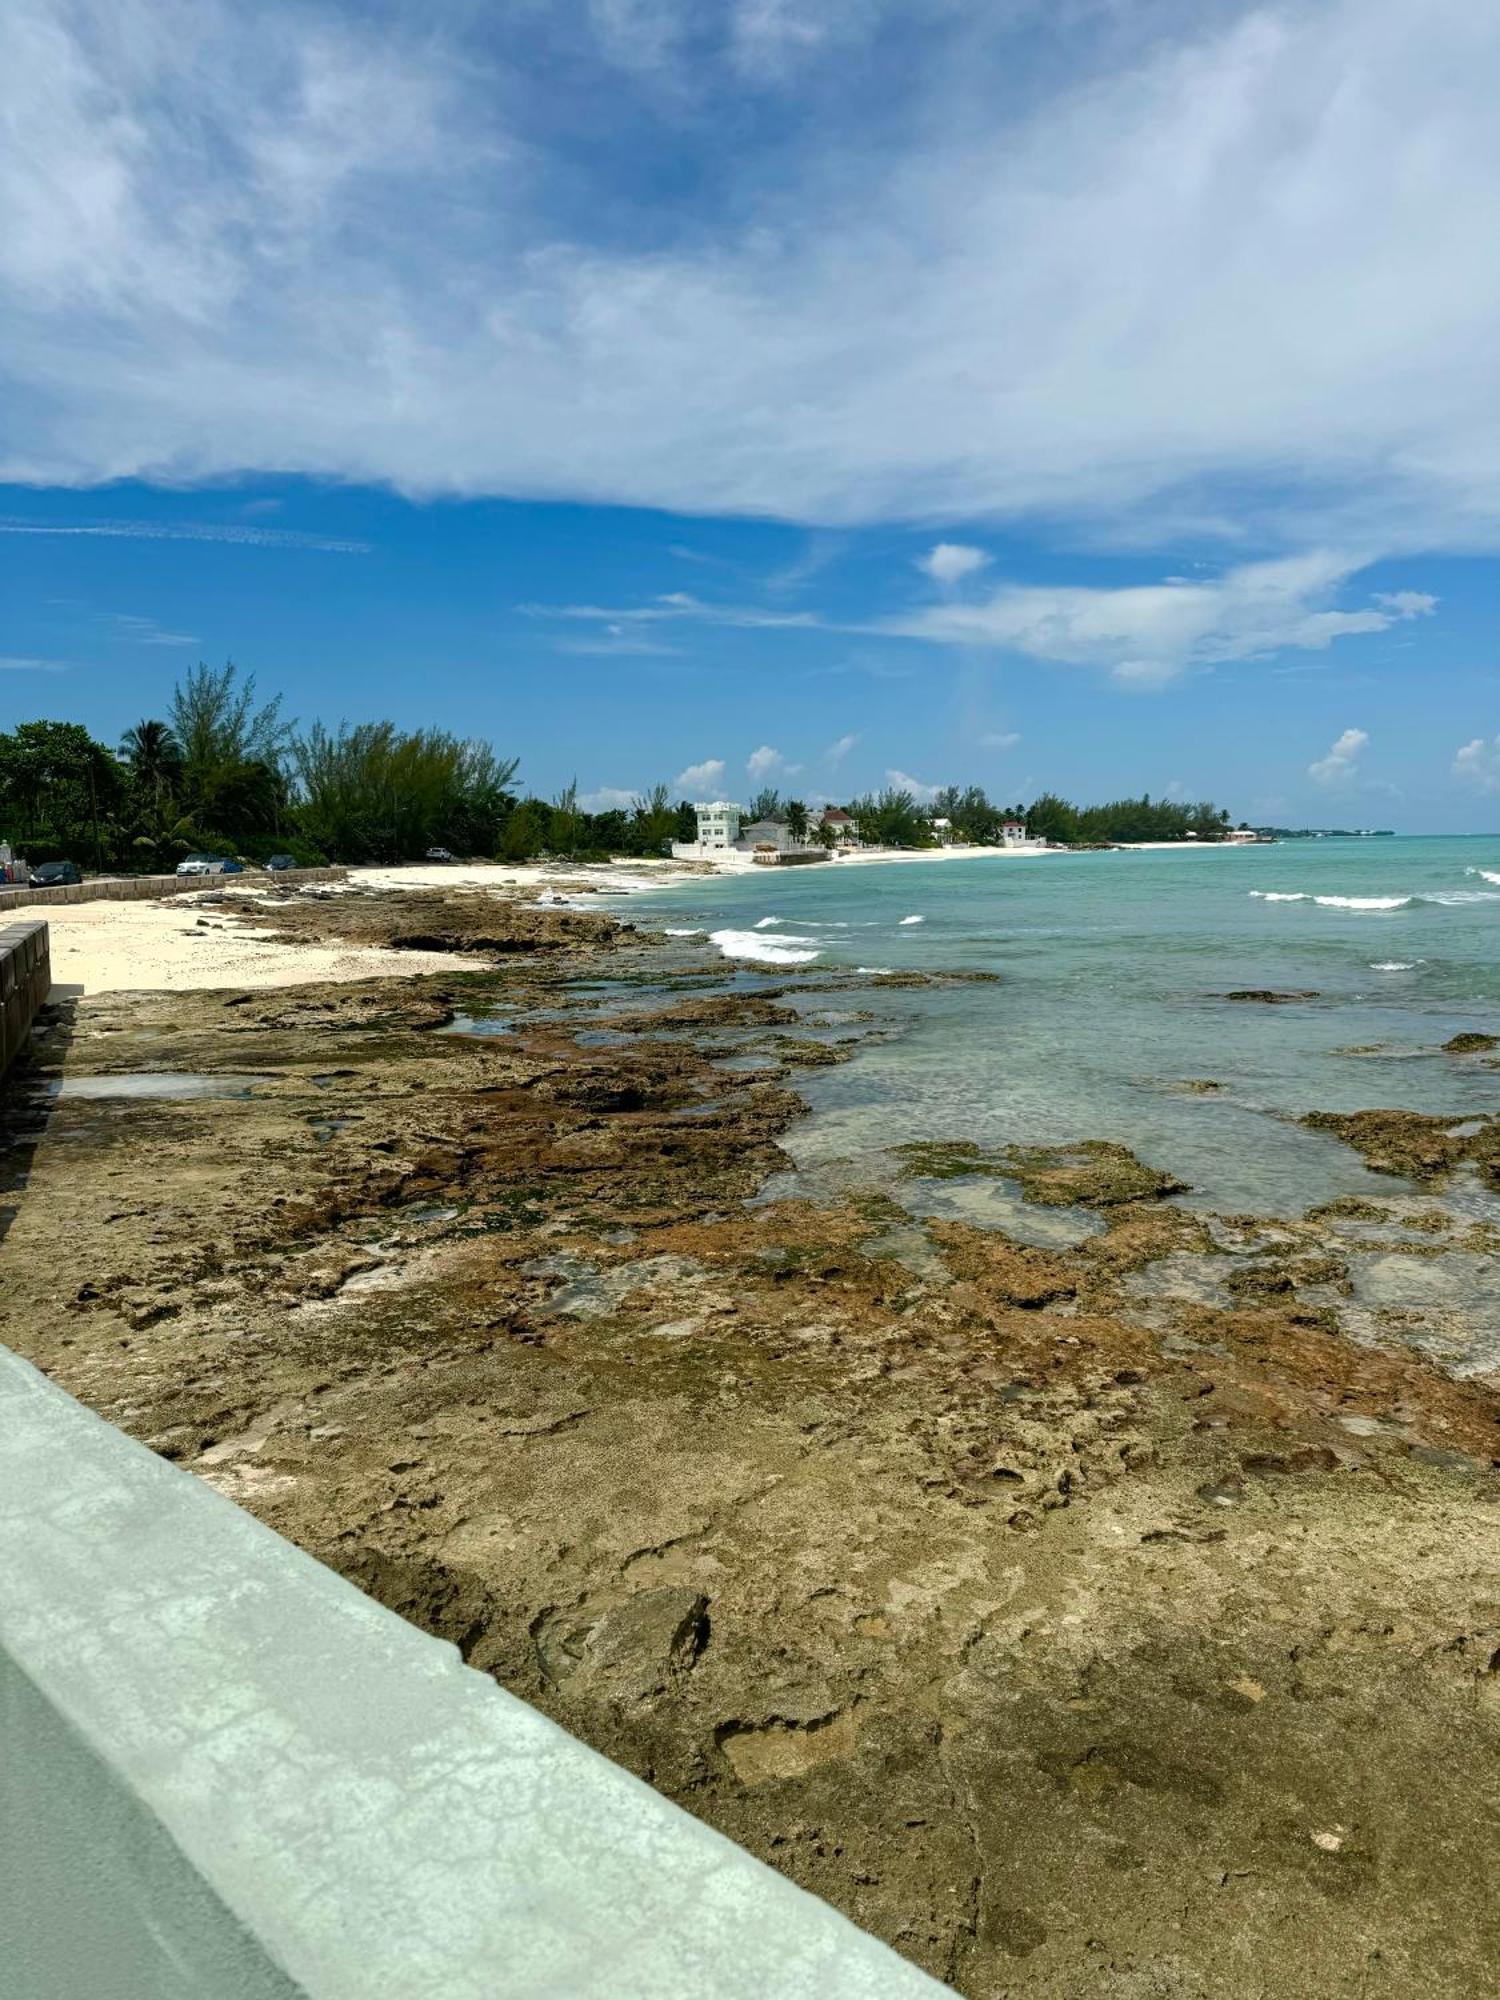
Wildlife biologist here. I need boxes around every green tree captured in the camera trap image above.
[786,799,809,842]
[0,720,122,866]
[747,787,783,823]
[119,719,184,802]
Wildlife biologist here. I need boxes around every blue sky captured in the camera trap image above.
[2,0,1499,828]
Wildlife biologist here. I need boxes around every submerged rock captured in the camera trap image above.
[1219,988,1320,1004]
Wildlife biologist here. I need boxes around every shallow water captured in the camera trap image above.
[623,836,1500,1216]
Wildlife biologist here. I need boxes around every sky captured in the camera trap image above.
[2,0,1499,829]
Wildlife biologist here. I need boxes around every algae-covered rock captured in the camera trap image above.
[1443,1032,1500,1054]
[897,1137,1187,1206]
[1303,1107,1500,1187]
[1000,1140,1188,1207]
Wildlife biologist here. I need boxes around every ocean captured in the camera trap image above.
[618,835,1500,1223]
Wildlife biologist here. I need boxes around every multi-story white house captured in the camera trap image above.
[670,801,742,860]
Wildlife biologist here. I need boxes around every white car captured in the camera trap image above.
[175,853,226,877]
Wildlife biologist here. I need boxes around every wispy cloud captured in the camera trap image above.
[879,554,1436,684]
[110,612,199,647]
[824,732,858,766]
[523,596,818,632]
[1308,727,1369,786]
[978,730,1021,750]
[6,0,1500,564]
[0,655,66,671]
[0,518,369,554]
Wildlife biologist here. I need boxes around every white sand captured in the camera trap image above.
[20,847,1059,997]
[17,895,485,997]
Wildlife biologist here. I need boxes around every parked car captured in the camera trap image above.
[264,854,299,872]
[219,858,245,875]
[29,859,82,886]
[424,846,456,862]
[175,853,226,877]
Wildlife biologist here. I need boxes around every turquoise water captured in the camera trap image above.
[620,836,1500,1217]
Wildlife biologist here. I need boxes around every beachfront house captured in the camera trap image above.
[930,816,954,846]
[810,806,860,847]
[670,801,742,860]
[1000,818,1040,848]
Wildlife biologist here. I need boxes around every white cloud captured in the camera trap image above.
[577,785,641,812]
[4,0,1500,563]
[110,612,199,647]
[978,730,1020,749]
[824,732,858,765]
[881,553,1432,683]
[1308,726,1369,785]
[746,743,801,780]
[675,756,726,793]
[885,767,943,802]
[0,517,369,554]
[1453,736,1500,793]
[917,543,990,587]
[0,655,65,670]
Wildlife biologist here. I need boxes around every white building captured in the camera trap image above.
[670,801,743,860]
[1000,819,1039,847]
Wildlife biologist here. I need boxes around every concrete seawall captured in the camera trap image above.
[0,866,345,913]
[0,1348,945,1999]
[0,920,50,1075]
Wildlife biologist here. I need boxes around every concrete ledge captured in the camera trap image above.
[0,920,50,1075]
[0,867,346,912]
[0,1349,946,1999]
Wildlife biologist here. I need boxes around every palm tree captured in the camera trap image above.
[119,719,184,802]
[786,799,809,842]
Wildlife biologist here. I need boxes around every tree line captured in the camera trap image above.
[0,662,1235,870]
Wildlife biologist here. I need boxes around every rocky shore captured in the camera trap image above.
[3,883,1498,1996]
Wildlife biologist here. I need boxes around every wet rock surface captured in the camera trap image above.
[4,886,1500,1996]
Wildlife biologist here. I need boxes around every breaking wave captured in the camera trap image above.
[753,915,783,928]
[1253,882,1500,912]
[1370,960,1421,971]
[663,927,703,937]
[1312,894,1414,910]
[709,928,822,966]
[899,914,925,926]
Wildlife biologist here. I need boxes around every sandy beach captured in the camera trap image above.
[8,847,1058,996]
[7,891,487,995]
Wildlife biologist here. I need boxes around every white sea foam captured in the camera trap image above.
[753,915,783,929]
[1312,894,1413,910]
[899,914,925,926]
[1371,960,1420,971]
[855,966,892,974]
[663,927,703,937]
[1427,889,1500,906]
[709,928,822,966]
[1249,891,1308,902]
[1466,869,1500,885]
